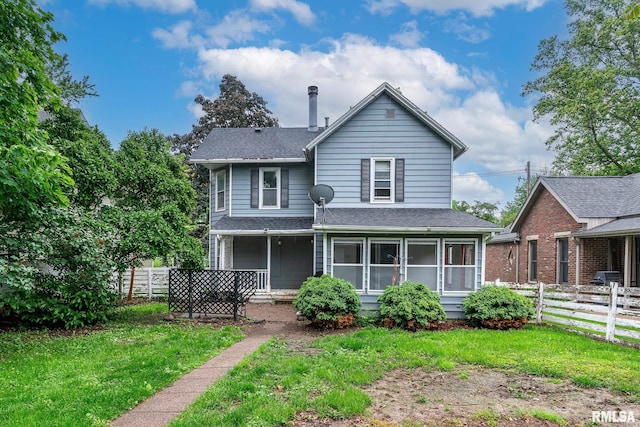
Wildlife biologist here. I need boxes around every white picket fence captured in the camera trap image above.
[111,267,170,299]
[506,282,640,346]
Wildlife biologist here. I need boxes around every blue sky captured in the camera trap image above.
[42,0,568,209]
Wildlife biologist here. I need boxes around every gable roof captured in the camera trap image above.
[511,173,640,231]
[305,82,468,159]
[190,127,321,165]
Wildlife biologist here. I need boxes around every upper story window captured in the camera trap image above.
[215,170,226,212]
[371,158,395,202]
[260,168,280,209]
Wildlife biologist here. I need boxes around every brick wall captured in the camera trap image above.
[485,241,517,282]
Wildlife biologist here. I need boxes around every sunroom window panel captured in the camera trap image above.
[333,266,363,290]
[408,244,437,265]
[333,241,364,290]
[406,267,438,291]
[370,266,395,291]
[444,242,476,291]
[444,266,475,291]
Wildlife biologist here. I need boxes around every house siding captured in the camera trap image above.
[230,163,314,217]
[315,95,452,208]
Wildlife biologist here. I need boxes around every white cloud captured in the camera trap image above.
[153,20,202,49]
[196,34,474,124]
[390,20,423,48]
[205,10,271,48]
[435,90,554,172]
[249,0,315,26]
[452,172,504,204]
[88,0,196,13]
[366,0,549,17]
[444,14,491,43]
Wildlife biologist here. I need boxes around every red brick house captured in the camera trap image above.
[486,174,640,287]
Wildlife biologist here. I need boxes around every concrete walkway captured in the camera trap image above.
[110,304,296,427]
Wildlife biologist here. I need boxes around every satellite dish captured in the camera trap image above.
[308,184,334,206]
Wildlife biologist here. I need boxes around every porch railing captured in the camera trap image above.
[234,269,269,292]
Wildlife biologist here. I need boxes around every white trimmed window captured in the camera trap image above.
[371,158,395,202]
[259,168,280,209]
[369,239,401,291]
[443,240,476,292]
[332,240,365,291]
[215,170,226,212]
[529,240,538,282]
[405,240,439,291]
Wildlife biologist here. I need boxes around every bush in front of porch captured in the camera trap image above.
[377,281,446,331]
[293,275,361,329]
[463,285,535,330]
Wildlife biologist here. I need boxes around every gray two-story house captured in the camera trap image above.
[190,82,501,317]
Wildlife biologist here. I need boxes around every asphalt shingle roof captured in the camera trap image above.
[541,174,640,218]
[191,127,322,162]
[316,208,501,230]
[212,216,314,232]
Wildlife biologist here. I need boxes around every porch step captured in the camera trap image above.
[249,291,299,303]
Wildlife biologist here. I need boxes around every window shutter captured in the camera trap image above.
[395,158,404,202]
[250,169,259,208]
[361,159,370,202]
[281,169,289,208]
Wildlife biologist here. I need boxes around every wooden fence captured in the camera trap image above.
[110,267,170,299]
[506,282,640,346]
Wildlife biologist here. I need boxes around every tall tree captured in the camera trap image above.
[523,0,640,176]
[0,0,73,223]
[452,200,500,224]
[171,74,280,250]
[106,129,203,298]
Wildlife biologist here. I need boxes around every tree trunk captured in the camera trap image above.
[127,264,136,300]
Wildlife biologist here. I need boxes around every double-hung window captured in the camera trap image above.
[557,238,569,284]
[529,240,538,281]
[215,170,226,212]
[259,168,280,209]
[371,158,394,202]
[332,240,364,291]
[444,241,476,292]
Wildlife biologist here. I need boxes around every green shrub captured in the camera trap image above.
[293,275,361,329]
[463,285,535,329]
[377,281,446,331]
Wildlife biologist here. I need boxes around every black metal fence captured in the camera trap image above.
[168,269,258,320]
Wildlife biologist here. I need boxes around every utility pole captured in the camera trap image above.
[526,161,531,196]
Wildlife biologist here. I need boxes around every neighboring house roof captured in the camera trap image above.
[313,208,501,233]
[190,127,321,165]
[510,173,640,236]
[211,216,314,234]
[573,216,640,238]
[487,227,518,244]
[305,82,468,159]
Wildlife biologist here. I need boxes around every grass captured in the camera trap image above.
[171,324,640,426]
[0,303,243,427]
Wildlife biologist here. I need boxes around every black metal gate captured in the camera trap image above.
[168,269,258,320]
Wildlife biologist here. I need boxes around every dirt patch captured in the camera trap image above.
[292,366,640,426]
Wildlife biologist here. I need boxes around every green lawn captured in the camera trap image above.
[3,305,640,427]
[171,325,640,426]
[0,303,243,427]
